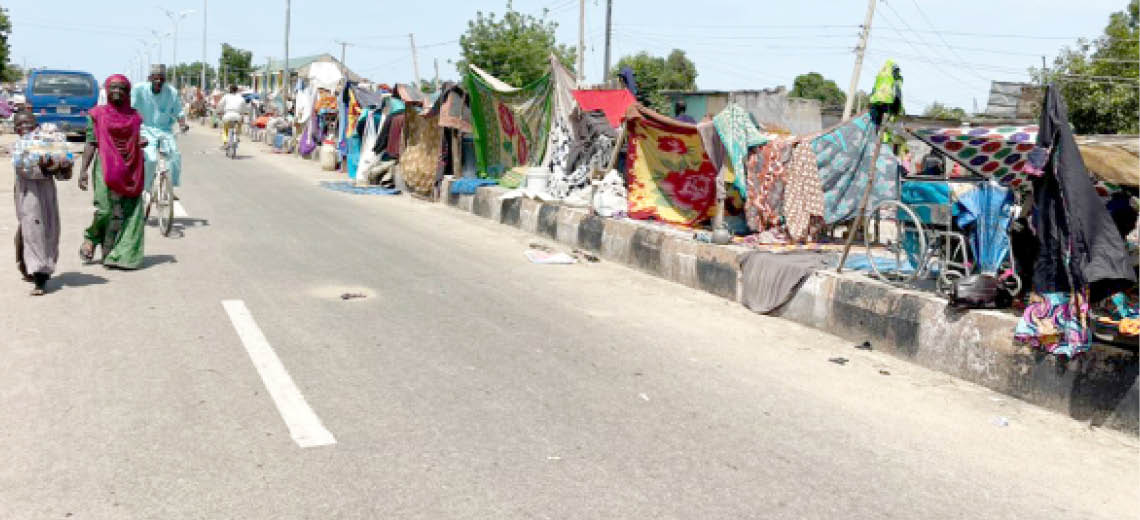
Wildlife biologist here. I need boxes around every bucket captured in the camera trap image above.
[319,144,338,171]
[524,167,550,193]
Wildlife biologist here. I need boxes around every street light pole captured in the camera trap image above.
[284,0,291,105]
[201,0,207,91]
[160,8,197,89]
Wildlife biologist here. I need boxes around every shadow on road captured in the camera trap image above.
[140,254,178,269]
[47,271,108,293]
[157,218,210,239]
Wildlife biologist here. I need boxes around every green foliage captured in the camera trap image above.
[172,62,216,89]
[923,101,968,120]
[1,63,22,83]
[790,72,846,108]
[457,1,576,86]
[0,7,12,83]
[1033,0,1139,134]
[420,80,437,94]
[218,43,253,86]
[611,49,698,113]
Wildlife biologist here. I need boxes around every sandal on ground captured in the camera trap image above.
[79,241,96,263]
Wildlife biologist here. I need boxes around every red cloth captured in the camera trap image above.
[572,89,637,128]
[90,74,144,197]
[386,114,405,158]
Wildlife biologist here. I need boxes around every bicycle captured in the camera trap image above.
[224,119,239,159]
[144,133,176,237]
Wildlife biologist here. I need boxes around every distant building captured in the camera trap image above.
[251,53,367,93]
[984,81,1043,120]
[660,88,823,135]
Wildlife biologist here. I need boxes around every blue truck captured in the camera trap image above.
[25,69,99,137]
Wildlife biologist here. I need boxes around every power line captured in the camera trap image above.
[873,6,981,88]
[902,0,990,82]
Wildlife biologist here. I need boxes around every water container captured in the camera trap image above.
[461,135,477,179]
[319,144,338,171]
[524,167,550,193]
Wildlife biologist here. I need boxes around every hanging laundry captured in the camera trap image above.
[811,112,900,224]
[624,104,718,226]
[714,103,767,200]
[465,64,555,179]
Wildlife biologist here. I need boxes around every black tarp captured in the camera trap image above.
[1030,85,1135,301]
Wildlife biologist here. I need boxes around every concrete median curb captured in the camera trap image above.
[440,177,1138,434]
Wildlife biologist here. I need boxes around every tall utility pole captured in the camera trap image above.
[335,40,353,67]
[433,58,440,91]
[842,0,876,121]
[409,33,422,88]
[577,0,586,85]
[603,0,613,86]
[284,0,291,103]
[201,0,207,92]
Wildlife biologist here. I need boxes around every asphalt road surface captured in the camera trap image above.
[0,126,1136,519]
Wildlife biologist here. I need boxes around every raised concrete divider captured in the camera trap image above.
[440,177,1139,434]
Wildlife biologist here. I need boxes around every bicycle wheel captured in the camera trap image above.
[863,199,927,286]
[157,173,174,236]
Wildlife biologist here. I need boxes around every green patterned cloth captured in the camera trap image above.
[713,103,768,200]
[465,66,554,179]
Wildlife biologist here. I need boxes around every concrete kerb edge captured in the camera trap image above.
[437,176,1137,434]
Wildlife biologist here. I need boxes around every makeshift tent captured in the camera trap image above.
[713,103,767,200]
[1014,85,1136,356]
[401,104,445,197]
[909,124,1044,188]
[623,103,719,226]
[465,64,554,178]
[571,89,637,128]
[308,61,345,92]
[809,112,901,224]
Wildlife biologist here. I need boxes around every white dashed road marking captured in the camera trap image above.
[173,201,188,218]
[222,300,336,448]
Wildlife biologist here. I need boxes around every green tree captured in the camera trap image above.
[457,1,576,86]
[0,7,12,82]
[172,61,217,89]
[1033,0,1139,133]
[790,72,846,108]
[611,49,698,113]
[923,101,968,120]
[218,43,253,86]
[419,80,438,94]
[1,63,22,83]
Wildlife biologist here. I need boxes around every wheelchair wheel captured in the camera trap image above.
[864,199,927,286]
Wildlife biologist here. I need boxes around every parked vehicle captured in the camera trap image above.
[25,69,98,137]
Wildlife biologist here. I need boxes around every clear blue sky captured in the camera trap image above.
[6,0,1129,114]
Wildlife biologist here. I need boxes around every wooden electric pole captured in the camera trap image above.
[842,0,876,121]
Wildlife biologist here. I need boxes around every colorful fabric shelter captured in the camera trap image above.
[811,112,900,224]
[908,124,1043,188]
[465,64,554,178]
[623,104,718,226]
[571,89,637,128]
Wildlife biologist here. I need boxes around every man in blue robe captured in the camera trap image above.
[132,64,189,197]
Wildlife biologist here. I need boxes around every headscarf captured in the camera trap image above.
[89,74,145,197]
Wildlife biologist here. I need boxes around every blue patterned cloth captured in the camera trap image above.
[811,113,899,224]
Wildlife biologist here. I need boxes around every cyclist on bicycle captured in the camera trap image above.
[219,84,246,148]
[131,64,189,199]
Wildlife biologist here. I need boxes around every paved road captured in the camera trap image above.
[0,126,1135,519]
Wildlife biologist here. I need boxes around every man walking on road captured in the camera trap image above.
[132,64,189,199]
[11,112,72,295]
